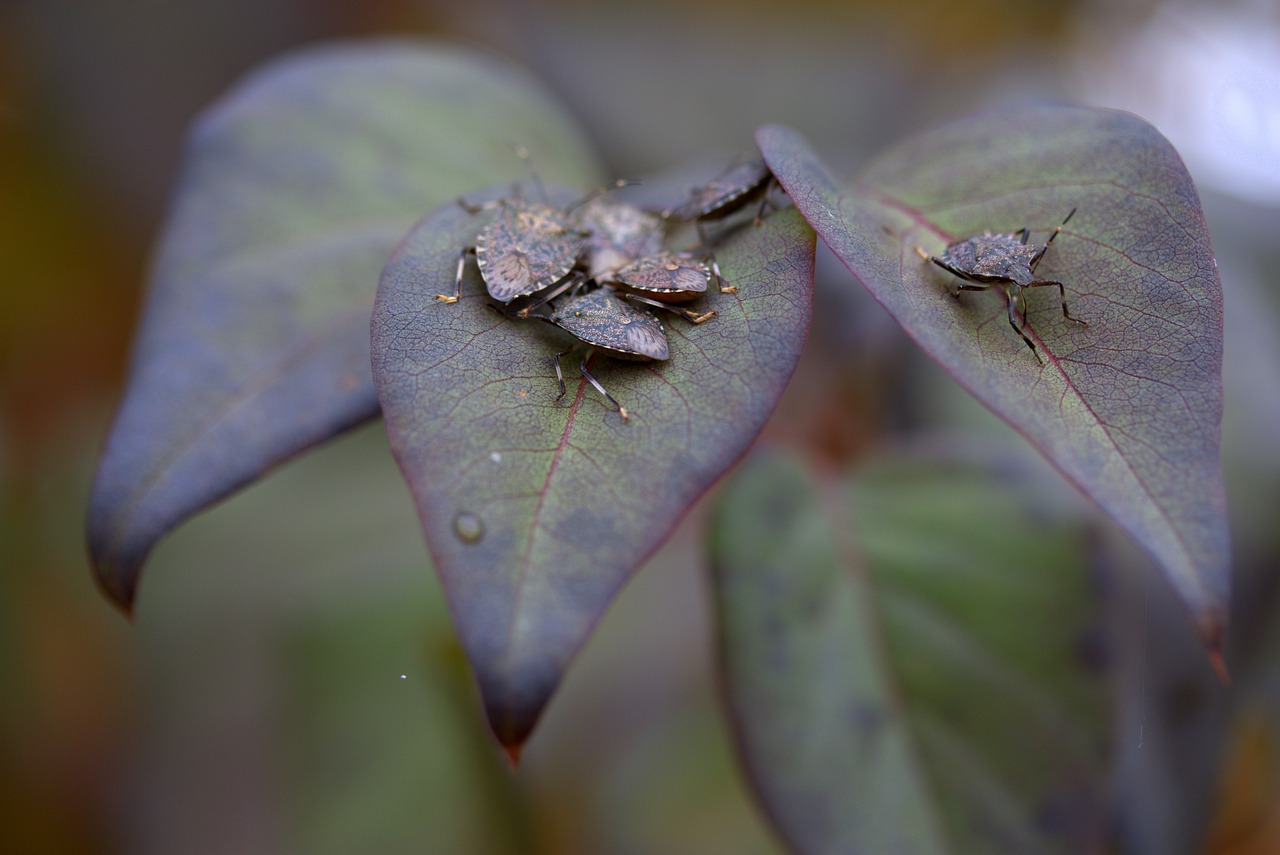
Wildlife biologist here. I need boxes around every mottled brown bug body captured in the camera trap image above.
[542,287,672,421]
[934,234,1042,286]
[663,158,776,224]
[609,252,711,303]
[550,288,669,362]
[472,201,587,303]
[916,208,1085,364]
[576,198,665,280]
[663,157,779,294]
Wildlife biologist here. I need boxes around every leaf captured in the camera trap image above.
[757,109,1230,653]
[371,199,815,751]
[87,40,602,611]
[710,448,1110,855]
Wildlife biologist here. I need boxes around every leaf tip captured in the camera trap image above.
[1202,618,1230,685]
[91,560,140,619]
[476,671,551,765]
[485,707,539,764]
[1207,647,1230,686]
[86,524,143,618]
[1193,608,1230,685]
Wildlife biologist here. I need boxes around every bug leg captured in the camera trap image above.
[515,273,585,318]
[705,255,736,294]
[553,346,575,401]
[1007,287,1043,364]
[916,248,981,298]
[580,354,629,421]
[752,185,778,226]
[694,220,711,249]
[951,280,996,302]
[1015,227,1031,244]
[436,247,474,303]
[620,292,716,324]
[1026,278,1088,327]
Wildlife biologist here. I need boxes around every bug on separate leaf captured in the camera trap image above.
[914,208,1086,364]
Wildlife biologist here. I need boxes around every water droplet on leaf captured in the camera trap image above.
[452,511,484,544]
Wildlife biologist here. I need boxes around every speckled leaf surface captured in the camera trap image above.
[757,110,1229,652]
[88,41,601,611]
[711,449,1109,855]
[372,200,815,750]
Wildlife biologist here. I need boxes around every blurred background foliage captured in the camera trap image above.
[2,0,1278,852]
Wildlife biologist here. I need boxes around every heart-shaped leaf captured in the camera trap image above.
[757,109,1230,654]
[372,199,815,751]
[88,40,602,611]
[711,448,1110,854]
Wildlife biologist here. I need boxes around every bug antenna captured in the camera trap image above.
[1031,207,1077,272]
[513,143,550,204]
[1046,208,1076,246]
[567,178,637,211]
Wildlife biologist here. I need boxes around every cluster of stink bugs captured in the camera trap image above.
[436,150,780,420]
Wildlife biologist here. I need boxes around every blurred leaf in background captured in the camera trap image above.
[712,444,1110,854]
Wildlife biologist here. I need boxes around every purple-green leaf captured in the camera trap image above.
[711,448,1110,854]
[372,200,815,751]
[88,41,602,611]
[757,108,1230,655]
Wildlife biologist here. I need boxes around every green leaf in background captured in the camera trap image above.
[371,199,815,752]
[711,448,1110,855]
[87,41,601,612]
[757,109,1229,658]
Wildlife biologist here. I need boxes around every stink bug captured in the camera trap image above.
[603,252,717,324]
[546,287,670,421]
[437,195,588,304]
[663,157,779,237]
[437,145,605,305]
[663,157,780,293]
[914,208,1086,364]
[576,197,665,281]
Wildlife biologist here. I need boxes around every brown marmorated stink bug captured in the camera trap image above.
[436,147,630,305]
[603,252,717,324]
[437,191,589,305]
[575,196,666,281]
[662,157,781,294]
[663,157,779,235]
[508,276,717,421]
[914,208,1086,364]
[545,287,671,422]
